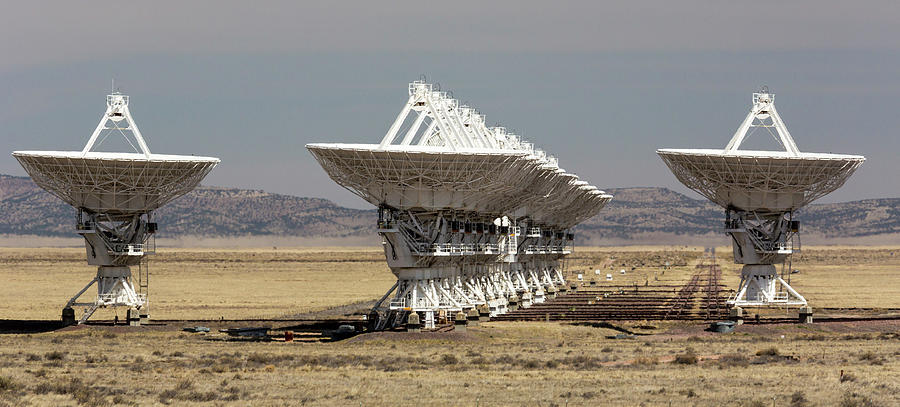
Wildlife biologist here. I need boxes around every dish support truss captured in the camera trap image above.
[725,88,800,156]
[83,92,151,157]
[378,81,538,152]
[370,207,574,329]
[64,209,156,325]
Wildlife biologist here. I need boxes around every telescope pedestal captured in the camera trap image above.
[729,264,807,307]
[368,208,573,329]
[64,211,154,325]
[64,266,146,325]
[724,210,810,321]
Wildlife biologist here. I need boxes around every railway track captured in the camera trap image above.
[729,315,900,324]
[495,260,732,322]
[4,312,899,337]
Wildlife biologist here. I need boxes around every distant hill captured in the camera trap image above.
[579,187,900,244]
[0,174,374,239]
[580,187,722,241]
[1,174,898,244]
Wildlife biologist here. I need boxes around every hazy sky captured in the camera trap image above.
[2,2,898,208]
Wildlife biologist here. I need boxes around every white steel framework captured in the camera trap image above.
[657,88,865,312]
[12,91,219,325]
[308,81,612,329]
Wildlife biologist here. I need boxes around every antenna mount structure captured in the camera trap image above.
[657,89,865,323]
[309,81,612,330]
[13,91,219,325]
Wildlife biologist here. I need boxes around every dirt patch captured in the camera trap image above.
[346,330,477,343]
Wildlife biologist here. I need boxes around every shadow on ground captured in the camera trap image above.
[0,319,66,334]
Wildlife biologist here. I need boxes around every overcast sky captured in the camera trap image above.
[2,1,898,208]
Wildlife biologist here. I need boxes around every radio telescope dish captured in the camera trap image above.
[657,88,865,319]
[11,91,219,325]
[658,89,863,212]
[657,149,864,212]
[307,144,534,212]
[308,81,612,329]
[13,151,218,216]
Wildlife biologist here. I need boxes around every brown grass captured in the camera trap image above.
[0,246,898,405]
[0,321,897,406]
[0,247,395,320]
[3,245,897,319]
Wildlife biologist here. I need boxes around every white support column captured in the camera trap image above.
[476,117,498,149]
[82,113,111,155]
[123,104,151,157]
[776,277,807,304]
[768,105,800,155]
[436,280,462,310]
[554,267,566,286]
[724,106,758,153]
[464,278,486,304]
[446,101,477,148]
[410,118,438,146]
[458,107,489,148]
[724,90,800,156]
[82,92,152,158]
[437,97,472,149]
[399,110,428,145]
[729,264,807,307]
[423,93,460,150]
[379,94,417,147]
[451,281,475,308]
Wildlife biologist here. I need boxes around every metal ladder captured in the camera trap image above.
[78,304,101,324]
[137,260,149,311]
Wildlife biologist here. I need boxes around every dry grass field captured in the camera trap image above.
[0,246,898,406]
[2,246,897,320]
[571,246,900,312]
[0,247,395,321]
[712,246,900,311]
[0,320,897,406]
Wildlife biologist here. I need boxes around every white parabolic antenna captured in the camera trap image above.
[657,88,865,316]
[12,91,219,325]
[308,81,612,329]
[14,151,218,215]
